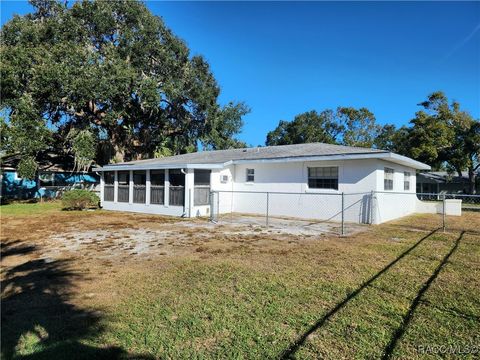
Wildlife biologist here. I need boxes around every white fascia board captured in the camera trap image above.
[230,153,431,170]
[93,163,225,171]
[382,153,431,170]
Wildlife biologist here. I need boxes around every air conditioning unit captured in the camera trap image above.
[220,175,229,183]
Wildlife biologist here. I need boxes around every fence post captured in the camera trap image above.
[209,191,214,222]
[217,191,220,222]
[442,194,446,232]
[266,192,270,227]
[341,192,345,236]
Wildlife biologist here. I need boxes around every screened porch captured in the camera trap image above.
[101,169,211,214]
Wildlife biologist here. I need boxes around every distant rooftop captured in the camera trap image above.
[418,170,479,183]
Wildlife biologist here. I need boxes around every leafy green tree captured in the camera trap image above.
[266,108,379,147]
[374,124,411,154]
[336,107,380,148]
[202,102,250,150]
[1,94,51,178]
[1,0,248,176]
[266,110,342,146]
[409,92,479,193]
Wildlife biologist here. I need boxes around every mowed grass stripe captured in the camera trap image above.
[284,230,463,359]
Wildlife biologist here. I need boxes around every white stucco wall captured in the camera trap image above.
[208,159,382,223]
[372,161,418,224]
[230,159,379,193]
[210,166,235,215]
[102,201,185,216]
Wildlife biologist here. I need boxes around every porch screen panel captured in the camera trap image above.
[133,171,146,203]
[104,171,114,202]
[194,169,211,205]
[169,169,185,206]
[117,171,130,202]
[150,170,165,205]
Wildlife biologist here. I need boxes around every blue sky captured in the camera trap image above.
[2,1,479,146]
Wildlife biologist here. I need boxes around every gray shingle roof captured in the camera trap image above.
[111,143,388,166]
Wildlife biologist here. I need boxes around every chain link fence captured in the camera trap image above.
[385,192,480,235]
[208,190,480,236]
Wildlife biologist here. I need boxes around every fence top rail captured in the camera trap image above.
[211,190,480,197]
[211,190,373,196]
[376,191,480,198]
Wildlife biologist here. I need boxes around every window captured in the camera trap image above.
[150,170,165,186]
[133,171,146,185]
[104,171,114,185]
[308,167,338,190]
[404,171,410,191]
[246,168,255,182]
[150,170,165,205]
[118,171,129,185]
[384,168,394,190]
[169,169,185,206]
[103,172,114,202]
[169,169,185,187]
[133,171,146,204]
[194,170,211,206]
[117,171,130,203]
[194,169,211,186]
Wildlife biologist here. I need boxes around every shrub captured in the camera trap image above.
[61,189,99,210]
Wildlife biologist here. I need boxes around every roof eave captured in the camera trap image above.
[93,163,225,171]
[380,153,431,170]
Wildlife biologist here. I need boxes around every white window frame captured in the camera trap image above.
[384,167,394,191]
[404,171,411,191]
[246,168,255,183]
[307,166,339,190]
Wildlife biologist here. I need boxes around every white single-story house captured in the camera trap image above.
[93,142,446,224]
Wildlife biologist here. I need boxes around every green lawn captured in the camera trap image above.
[104,231,478,359]
[1,204,479,359]
[0,201,63,216]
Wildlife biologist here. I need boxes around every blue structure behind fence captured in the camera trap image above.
[1,171,99,200]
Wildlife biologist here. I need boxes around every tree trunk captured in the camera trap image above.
[113,144,125,163]
[107,127,126,163]
[468,167,476,194]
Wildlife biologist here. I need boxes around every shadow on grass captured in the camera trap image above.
[381,231,465,359]
[1,241,154,360]
[279,228,440,359]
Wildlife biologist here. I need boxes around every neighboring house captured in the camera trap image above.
[1,153,100,200]
[94,143,432,224]
[417,171,480,194]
